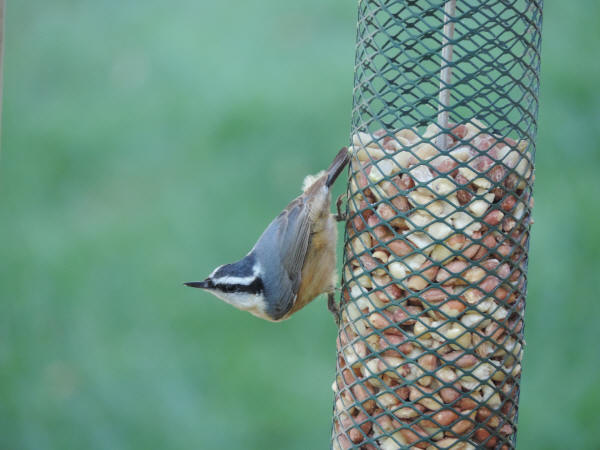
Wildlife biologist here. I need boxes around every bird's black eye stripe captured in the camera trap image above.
[213,277,264,295]
[214,283,239,293]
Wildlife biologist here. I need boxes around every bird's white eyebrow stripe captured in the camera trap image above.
[209,261,262,286]
[212,275,256,286]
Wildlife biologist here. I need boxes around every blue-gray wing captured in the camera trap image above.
[254,195,312,320]
[277,196,312,292]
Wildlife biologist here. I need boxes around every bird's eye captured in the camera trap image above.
[215,282,237,293]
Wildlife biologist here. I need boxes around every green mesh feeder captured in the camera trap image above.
[331,1,542,449]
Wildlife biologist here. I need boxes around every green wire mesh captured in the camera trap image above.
[331,1,542,449]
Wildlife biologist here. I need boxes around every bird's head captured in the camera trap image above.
[185,253,269,319]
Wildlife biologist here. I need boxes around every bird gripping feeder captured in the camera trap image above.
[332,0,543,449]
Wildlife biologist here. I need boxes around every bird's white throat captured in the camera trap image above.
[210,289,269,320]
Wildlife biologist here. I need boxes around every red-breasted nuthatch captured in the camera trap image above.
[185,147,350,321]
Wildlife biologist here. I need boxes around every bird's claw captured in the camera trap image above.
[334,193,347,222]
[328,293,341,328]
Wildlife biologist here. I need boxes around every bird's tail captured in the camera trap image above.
[325,147,350,188]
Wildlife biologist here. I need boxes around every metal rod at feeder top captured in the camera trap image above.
[436,0,456,152]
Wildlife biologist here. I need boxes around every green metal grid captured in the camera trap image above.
[331,1,542,449]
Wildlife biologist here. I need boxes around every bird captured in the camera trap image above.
[184,147,350,322]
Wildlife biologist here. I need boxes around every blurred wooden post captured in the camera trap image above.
[0,0,5,144]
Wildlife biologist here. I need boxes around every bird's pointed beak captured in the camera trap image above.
[184,279,210,289]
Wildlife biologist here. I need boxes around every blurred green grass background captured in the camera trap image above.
[1,1,599,449]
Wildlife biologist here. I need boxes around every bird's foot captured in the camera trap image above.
[334,193,347,222]
[328,293,341,328]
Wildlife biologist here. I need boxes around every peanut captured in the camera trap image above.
[393,404,425,419]
[436,260,468,285]
[409,385,443,411]
[440,300,467,318]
